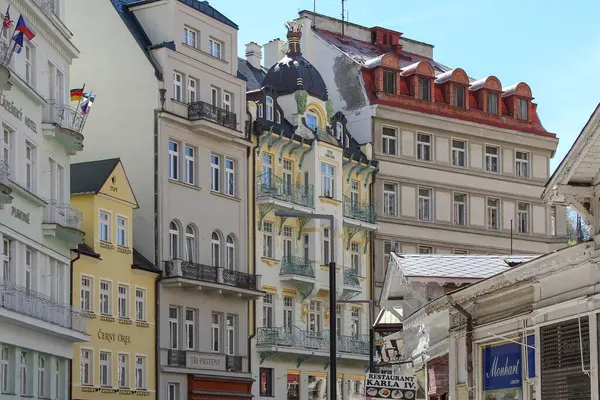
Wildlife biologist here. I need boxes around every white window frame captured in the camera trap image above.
[173,72,183,102]
[135,287,146,321]
[118,284,129,319]
[187,77,197,103]
[262,294,273,328]
[485,145,500,173]
[225,158,235,196]
[336,122,343,140]
[80,349,92,386]
[226,234,236,270]
[185,225,196,262]
[211,231,221,267]
[99,351,112,387]
[283,296,293,332]
[211,154,220,192]
[350,308,360,338]
[116,216,127,247]
[20,351,27,395]
[307,300,322,334]
[517,98,528,120]
[25,43,34,86]
[453,193,467,226]
[169,140,179,180]
[24,247,32,290]
[54,360,61,398]
[209,38,222,59]
[418,246,433,254]
[211,86,219,106]
[100,279,112,316]
[182,145,195,185]
[265,97,274,121]
[276,110,281,124]
[2,127,12,174]
[167,383,179,400]
[99,210,111,242]
[169,306,179,349]
[453,249,469,255]
[25,141,35,192]
[382,126,397,155]
[383,183,397,216]
[211,312,221,352]
[418,188,432,221]
[416,132,432,161]
[226,315,235,356]
[222,91,232,112]
[517,202,530,234]
[451,139,467,168]
[118,353,129,388]
[550,206,557,236]
[323,228,331,265]
[185,308,196,350]
[169,221,180,260]
[183,27,197,48]
[257,103,263,118]
[262,222,273,258]
[1,346,8,392]
[515,150,529,178]
[487,91,499,115]
[487,197,500,230]
[351,242,360,274]
[321,162,335,198]
[135,356,146,390]
[81,275,93,312]
[282,226,293,259]
[37,355,46,397]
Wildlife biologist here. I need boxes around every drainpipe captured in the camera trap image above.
[448,297,474,400]
[369,179,376,373]
[69,250,81,400]
[246,110,257,377]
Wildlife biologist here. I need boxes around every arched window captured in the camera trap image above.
[169,221,179,259]
[211,231,221,267]
[185,225,196,262]
[265,97,274,121]
[226,235,236,270]
[306,109,318,130]
[336,122,343,140]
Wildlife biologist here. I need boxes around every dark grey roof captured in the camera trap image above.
[262,53,329,101]
[177,0,238,30]
[71,158,120,195]
[74,243,101,259]
[237,57,266,92]
[132,249,161,273]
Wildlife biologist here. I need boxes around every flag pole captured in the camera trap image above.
[3,25,19,66]
[72,82,85,125]
[0,5,10,57]
[81,90,93,130]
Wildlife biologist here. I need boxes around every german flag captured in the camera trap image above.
[70,87,84,101]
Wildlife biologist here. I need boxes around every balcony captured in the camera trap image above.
[0,283,89,342]
[343,195,377,226]
[162,260,263,298]
[279,256,316,300]
[256,326,369,359]
[341,267,362,301]
[188,101,237,131]
[0,157,12,206]
[42,202,84,244]
[256,172,314,209]
[164,349,248,373]
[42,101,85,154]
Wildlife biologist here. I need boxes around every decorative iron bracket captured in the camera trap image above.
[298,141,314,171]
[363,166,379,189]
[359,161,375,187]
[324,356,343,370]
[297,355,311,368]
[260,351,276,364]
[345,225,362,250]
[288,136,306,157]
[297,216,310,240]
[258,204,275,231]
[346,160,363,183]
[278,215,289,236]
[256,126,274,157]
[278,133,296,163]
[354,162,371,182]
[363,229,375,254]
[267,130,285,151]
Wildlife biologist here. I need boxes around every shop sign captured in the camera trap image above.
[97,329,131,345]
[0,95,37,133]
[365,372,417,399]
[186,352,225,371]
[11,206,31,224]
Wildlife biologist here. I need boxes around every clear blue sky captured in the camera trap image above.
[215,0,600,171]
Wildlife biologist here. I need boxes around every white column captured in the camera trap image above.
[449,334,457,400]
[589,312,598,400]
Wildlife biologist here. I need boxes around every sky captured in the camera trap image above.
[213,0,600,171]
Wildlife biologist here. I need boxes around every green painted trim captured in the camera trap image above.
[278,133,296,163]
[267,130,285,151]
[362,166,379,189]
[256,126,274,157]
[288,137,306,157]
[346,161,363,183]
[277,215,288,236]
[298,141,314,170]
[297,355,310,368]
[260,351,276,364]
[297,216,310,240]
[345,225,362,251]
[363,230,374,254]
[258,203,275,231]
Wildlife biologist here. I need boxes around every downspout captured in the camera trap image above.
[449,298,474,400]
[246,110,257,376]
[69,250,81,400]
[369,178,376,373]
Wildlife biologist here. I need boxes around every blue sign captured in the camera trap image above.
[482,336,535,390]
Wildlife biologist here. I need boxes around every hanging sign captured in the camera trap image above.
[365,373,417,399]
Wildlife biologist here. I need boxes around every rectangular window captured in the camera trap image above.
[211,313,221,352]
[283,159,293,195]
[24,248,32,290]
[382,127,397,155]
[452,139,467,167]
[186,309,195,350]
[303,234,309,264]
[209,39,222,59]
[211,87,219,106]
[418,77,430,101]
[518,202,530,234]
[550,206,557,236]
[99,352,111,387]
[173,72,183,102]
[383,241,392,275]
[453,85,466,108]
[350,180,359,205]
[262,294,273,328]
[169,306,179,349]
[20,351,27,395]
[2,127,12,174]
[54,361,60,399]
[225,158,235,196]
[418,188,432,221]
[118,353,129,388]
[135,356,145,390]
[261,153,273,187]
[351,242,360,274]
[383,70,396,94]
[516,151,529,177]
[307,300,322,334]
[336,305,343,336]
[1,346,8,392]
[417,133,432,161]
[183,27,196,48]
[116,216,127,247]
[283,226,293,259]
[418,246,433,254]
[485,145,500,173]
[453,193,467,226]
[169,140,179,180]
[118,284,129,318]
[487,92,498,114]
[453,249,468,255]
[487,198,500,230]
[262,222,273,258]
[211,154,220,192]
[226,315,235,355]
[168,383,179,400]
[100,280,112,315]
[517,98,528,120]
[259,368,274,397]
[99,211,110,242]
[25,141,35,191]
[383,183,397,216]
[38,356,46,397]
[351,308,360,338]
[321,162,335,198]
[222,92,232,112]
[25,44,34,86]
[323,228,331,265]
[81,276,92,312]
[80,349,92,386]
[184,146,195,185]
[283,296,293,332]
[135,288,146,321]
[187,77,197,103]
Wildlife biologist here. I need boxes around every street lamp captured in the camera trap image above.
[336,298,375,372]
[274,210,338,400]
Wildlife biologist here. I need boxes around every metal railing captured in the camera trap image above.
[0,157,9,184]
[343,268,360,287]
[167,349,186,367]
[226,355,243,372]
[43,100,86,134]
[222,268,258,291]
[280,256,314,278]
[165,261,260,291]
[343,195,377,224]
[0,283,87,332]
[36,0,57,17]
[257,326,369,355]
[188,101,237,130]
[43,202,83,230]
[0,41,10,68]
[256,172,315,208]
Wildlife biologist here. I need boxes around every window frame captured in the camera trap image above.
[99,210,111,242]
[416,132,432,162]
[168,140,179,180]
[183,26,197,48]
[135,356,146,390]
[117,353,129,388]
[100,279,112,316]
[485,145,500,173]
[169,221,180,260]
[135,287,146,321]
[383,182,397,217]
[262,222,274,258]
[486,197,501,231]
[169,306,179,349]
[184,145,195,185]
[451,138,467,168]
[185,308,196,350]
[167,383,179,400]
[262,294,273,328]
[173,72,183,102]
[80,348,93,386]
[37,355,46,397]
[209,38,222,59]
[118,283,130,319]
[350,241,360,274]
[211,312,221,353]
[222,91,232,112]
[383,70,396,94]
[259,367,274,397]
[25,141,35,192]
[550,206,557,236]
[323,228,331,265]
[226,315,235,356]
[453,84,466,108]
[116,215,127,247]
[283,296,294,332]
[211,231,221,267]
[210,154,220,192]
[418,187,433,221]
[517,98,528,120]
[187,77,197,103]
[99,351,112,387]
[418,76,431,101]
[517,202,530,234]
[515,150,530,178]
[487,91,499,115]
[80,275,93,312]
[418,245,433,254]
[350,307,360,338]
[453,192,467,226]
[185,225,196,262]
[265,97,274,121]
[19,351,27,395]
[225,158,235,196]
[381,126,397,156]
[321,162,335,198]
[226,234,236,271]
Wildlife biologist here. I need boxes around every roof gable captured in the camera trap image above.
[71,158,121,195]
[177,0,238,30]
[98,161,139,208]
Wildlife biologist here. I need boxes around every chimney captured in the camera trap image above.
[263,38,285,70]
[245,42,262,70]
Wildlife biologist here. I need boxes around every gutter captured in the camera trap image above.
[69,250,81,400]
[448,296,474,400]
[246,110,257,377]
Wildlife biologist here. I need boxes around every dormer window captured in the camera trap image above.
[487,92,499,115]
[344,134,349,148]
[453,85,466,108]
[306,111,318,131]
[336,122,343,140]
[276,111,281,124]
[418,77,430,101]
[257,103,263,118]
[517,99,528,120]
[383,71,396,94]
[265,97,274,121]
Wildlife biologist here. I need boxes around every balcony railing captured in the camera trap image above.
[257,326,369,355]
[43,100,86,134]
[0,283,87,333]
[226,355,243,372]
[43,202,83,230]
[280,256,314,278]
[36,0,57,17]
[165,261,260,291]
[0,157,9,185]
[343,195,377,224]
[0,41,10,68]
[343,268,360,287]
[167,349,186,367]
[256,172,314,208]
[188,101,237,130]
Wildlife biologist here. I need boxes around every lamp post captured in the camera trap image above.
[336,298,375,373]
[274,210,337,400]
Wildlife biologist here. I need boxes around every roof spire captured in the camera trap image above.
[285,20,303,55]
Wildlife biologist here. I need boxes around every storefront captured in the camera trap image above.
[428,355,449,400]
[188,374,254,399]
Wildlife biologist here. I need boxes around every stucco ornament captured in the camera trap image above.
[295,90,308,114]
[300,302,308,323]
[326,100,334,120]
[324,308,330,326]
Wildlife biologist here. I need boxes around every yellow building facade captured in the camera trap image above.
[69,158,159,399]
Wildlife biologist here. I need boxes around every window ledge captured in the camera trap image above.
[136,320,150,328]
[211,190,240,202]
[319,196,341,205]
[169,179,202,191]
[7,179,47,206]
[100,315,115,322]
[118,318,133,325]
[260,257,279,266]
[117,246,132,254]
[99,241,115,250]
[181,42,228,64]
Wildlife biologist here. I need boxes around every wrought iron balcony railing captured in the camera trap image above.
[256,172,315,208]
[43,202,83,230]
[188,101,237,130]
[0,157,9,185]
[257,326,369,355]
[280,256,314,278]
[167,349,186,367]
[226,355,243,372]
[0,42,10,68]
[343,195,377,224]
[165,261,260,291]
[343,268,360,287]
[43,100,86,134]
[0,283,87,333]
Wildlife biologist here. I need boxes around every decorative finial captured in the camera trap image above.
[285,20,303,55]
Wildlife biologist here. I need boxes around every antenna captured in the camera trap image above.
[341,0,345,36]
[313,0,316,27]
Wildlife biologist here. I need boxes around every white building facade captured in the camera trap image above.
[0,0,89,399]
